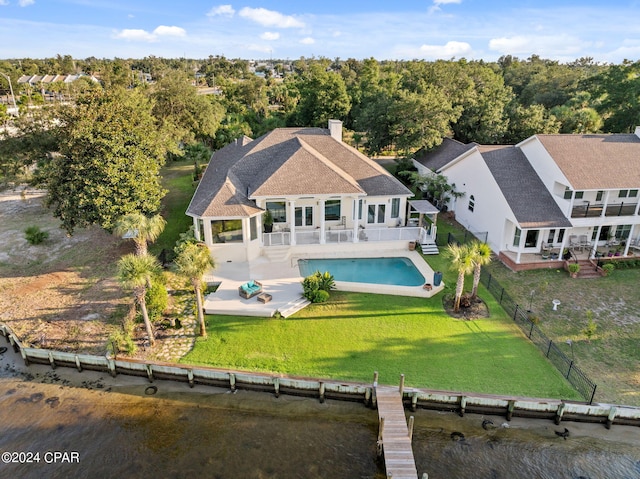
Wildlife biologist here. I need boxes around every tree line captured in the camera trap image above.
[2,54,640,234]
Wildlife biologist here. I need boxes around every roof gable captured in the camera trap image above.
[187,126,411,218]
[247,137,364,197]
[479,145,572,229]
[413,138,477,172]
[535,134,640,190]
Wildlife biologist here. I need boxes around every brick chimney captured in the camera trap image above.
[328,119,342,142]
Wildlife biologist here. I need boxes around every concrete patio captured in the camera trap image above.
[202,251,444,318]
[203,257,309,318]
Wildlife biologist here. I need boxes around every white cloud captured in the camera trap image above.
[207,4,235,17]
[114,25,186,42]
[260,31,280,41]
[0,1,9,6]
[19,0,35,6]
[418,40,471,58]
[153,25,186,37]
[114,29,156,42]
[239,7,305,28]
[429,0,461,13]
[299,37,315,45]
[489,34,587,56]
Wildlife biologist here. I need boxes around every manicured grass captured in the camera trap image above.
[151,159,198,257]
[181,290,581,400]
[484,254,640,406]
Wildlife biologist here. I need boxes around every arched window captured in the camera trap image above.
[468,195,475,212]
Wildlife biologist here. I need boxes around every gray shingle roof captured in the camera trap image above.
[187,127,412,218]
[413,138,477,172]
[479,145,572,229]
[535,134,640,190]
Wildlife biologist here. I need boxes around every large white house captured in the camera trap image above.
[414,130,640,269]
[187,121,435,264]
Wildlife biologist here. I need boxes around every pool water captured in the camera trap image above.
[298,257,425,286]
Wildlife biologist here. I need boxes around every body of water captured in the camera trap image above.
[1,347,639,479]
[298,257,425,286]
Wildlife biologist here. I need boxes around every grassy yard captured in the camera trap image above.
[181,288,581,400]
[483,255,640,406]
[433,217,640,406]
[161,161,630,404]
[151,158,198,257]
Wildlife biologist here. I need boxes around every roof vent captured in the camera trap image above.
[328,119,342,142]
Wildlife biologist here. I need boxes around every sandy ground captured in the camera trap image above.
[0,186,129,354]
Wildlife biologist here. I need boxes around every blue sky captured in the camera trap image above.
[1,0,640,62]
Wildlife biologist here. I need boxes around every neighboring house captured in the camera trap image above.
[413,130,640,269]
[188,120,433,263]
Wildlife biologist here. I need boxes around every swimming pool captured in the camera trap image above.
[298,257,425,287]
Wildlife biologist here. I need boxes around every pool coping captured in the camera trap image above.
[296,250,444,298]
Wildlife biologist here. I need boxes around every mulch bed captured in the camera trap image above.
[442,293,490,320]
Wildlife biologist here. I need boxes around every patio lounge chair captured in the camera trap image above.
[238,280,263,299]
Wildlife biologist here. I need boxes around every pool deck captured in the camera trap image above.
[203,250,445,318]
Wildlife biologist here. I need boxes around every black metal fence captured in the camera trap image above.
[445,231,488,246]
[481,270,597,403]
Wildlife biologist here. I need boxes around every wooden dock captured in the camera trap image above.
[375,385,419,479]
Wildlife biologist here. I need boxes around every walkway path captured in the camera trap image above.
[375,385,419,479]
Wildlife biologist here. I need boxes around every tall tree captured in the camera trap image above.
[113,212,166,256]
[151,72,225,145]
[174,242,215,337]
[292,63,351,127]
[42,88,170,233]
[445,243,475,312]
[118,254,162,346]
[470,241,492,300]
[592,60,640,133]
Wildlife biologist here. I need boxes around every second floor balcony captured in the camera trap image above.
[571,202,639,218]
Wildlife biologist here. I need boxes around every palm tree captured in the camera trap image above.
[113,212,166,256]
[445,243,475,312]
[118,253,162,346]
[174,242,215,337]
[470,241,492,300]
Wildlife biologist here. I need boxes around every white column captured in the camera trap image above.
[624,224,635,256]
[203,218,213,247]
[319,199,326,244]
[515,228,524,264]
[602,191,611,217]
[289,200,296,245]
[353,197,359,243]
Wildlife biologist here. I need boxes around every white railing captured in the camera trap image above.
[264,227,425,246]
[359,226,422,243]
[325,229,353,243]
[296,230,321,245]
[263,231,291,246]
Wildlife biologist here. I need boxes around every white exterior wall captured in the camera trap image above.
[411,159,434,177]
[441,151,516,253]
[518,137,573,216]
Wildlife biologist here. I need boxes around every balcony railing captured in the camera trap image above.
[263,226,424,247]
[571,202,638,218]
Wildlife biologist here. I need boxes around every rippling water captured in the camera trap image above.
[1,347,639,479]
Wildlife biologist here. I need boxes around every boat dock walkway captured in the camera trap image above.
[375,376,419,479]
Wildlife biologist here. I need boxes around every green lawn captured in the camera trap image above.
[181,289,581,400]
[150,159,198,257]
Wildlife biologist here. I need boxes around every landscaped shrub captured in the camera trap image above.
[602,263,615,276]
[108,329,137,355]
[24,225,49,245]
[302,271,335,303]
[145,274,168,321]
